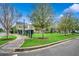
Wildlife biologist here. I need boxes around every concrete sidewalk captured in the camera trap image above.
[1,35,27,49]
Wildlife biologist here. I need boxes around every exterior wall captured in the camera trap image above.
[16,22,34,35]
[16,23,34,30]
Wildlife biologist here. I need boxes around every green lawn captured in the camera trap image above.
[0,35,17,45]
[22,33,79,47]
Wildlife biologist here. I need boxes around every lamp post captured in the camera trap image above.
[22,19,25,35]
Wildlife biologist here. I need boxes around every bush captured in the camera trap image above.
[0,28,4,32]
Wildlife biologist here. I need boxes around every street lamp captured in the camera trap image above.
[22,19,25,35]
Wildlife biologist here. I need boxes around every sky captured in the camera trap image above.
[11,3,73,16]
[9,3,79,23]
[0,3,79,26]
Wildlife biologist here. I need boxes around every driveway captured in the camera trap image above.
[16,38,79,56]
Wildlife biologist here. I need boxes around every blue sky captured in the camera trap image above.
[9,3,79,23]
[11,3,36,16]
[0,3,79,24]
[51,3,73,15]
[10,3,75,23]
[11,3,73,16]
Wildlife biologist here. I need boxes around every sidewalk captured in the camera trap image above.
[1,35,27,49]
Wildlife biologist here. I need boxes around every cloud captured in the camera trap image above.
[70,4,79,12]
[18,16,31,24]
[58,14,63,18]
[55,14,63,22]
[58,4,79,19]
[64,4,79,13]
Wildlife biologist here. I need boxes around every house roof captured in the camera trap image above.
[16,22,32,25]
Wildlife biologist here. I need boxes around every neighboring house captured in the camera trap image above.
[16,22,34,35]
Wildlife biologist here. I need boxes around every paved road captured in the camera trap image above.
[16,38,79,56]
[0,38,79,56]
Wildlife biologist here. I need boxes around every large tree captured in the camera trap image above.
[74,19,79,31]
[57,11,75,35]
[30,4,53,38]
[0,4,20,39]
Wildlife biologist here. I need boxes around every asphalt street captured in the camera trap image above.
[0,38,79,56]
[17,38,79,56]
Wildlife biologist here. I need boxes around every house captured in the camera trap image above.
[16,22,34,35]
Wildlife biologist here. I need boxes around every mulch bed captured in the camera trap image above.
[32,37,48,40]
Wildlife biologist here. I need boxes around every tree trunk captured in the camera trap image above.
[6,30,9,39]
[41,29,44,39]
[64,30,67,36]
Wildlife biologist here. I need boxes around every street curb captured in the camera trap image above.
[18,36,27,48]
[14,37,77,52]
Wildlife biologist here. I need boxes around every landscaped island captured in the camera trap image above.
[21,33,79,47]
[0,35,17,45]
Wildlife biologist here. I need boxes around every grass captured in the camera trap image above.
[21,33,79,47]
[0,35,17,45]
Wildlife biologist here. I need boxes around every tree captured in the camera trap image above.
[74,19,79,31]
[30,4,53,39]
[0,4,20,39]
[57,11,75,35]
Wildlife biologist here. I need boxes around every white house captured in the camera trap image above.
[16,22,34,35]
